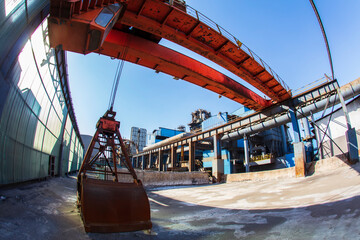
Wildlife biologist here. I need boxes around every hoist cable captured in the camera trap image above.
[108,46,128,110]
[108,61,121,110]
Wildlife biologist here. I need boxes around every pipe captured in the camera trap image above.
[244,135,250,173]
[222,78,360,141]
[143,132,191,152]
[280,125,288,155]
[302,118,311,139]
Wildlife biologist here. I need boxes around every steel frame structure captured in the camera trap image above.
[77,109,152,232]
[48,0,291,110]
[133,78,360,157]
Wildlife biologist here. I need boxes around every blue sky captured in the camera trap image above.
[67,0,360,139]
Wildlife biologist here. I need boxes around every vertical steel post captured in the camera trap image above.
[148,152,152,168]
[163,153,168,172]
[141,155,145,170]
[336,85,359,163]
[244,135,250,173]
[302,118,311,140]
[289,107,301,143]
[294,142,306,177]
[158,150,163,171]
[280,125,288,155]
[310,112,323,160]
[302,117,314,162]
[189,141,195,172]
[180,145,184,162]
[170,145,176,169]
[212,134,223,182]
[289,105,306,176]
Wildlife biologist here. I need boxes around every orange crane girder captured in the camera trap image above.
[48,0,291,109]
[101,30,272,110]
[118,0,291,102]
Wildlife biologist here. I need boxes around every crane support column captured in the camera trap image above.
[189,141,195,172]
[132,157,135,168]
[148,152,152,169]
[141,155,145,170]
[302,117,311,139]
[244,135,250,173]
[212,134,223,182]
[294,142,306,177]
[181,146,184,163]
[337,86,359,163]
[310,113,324,160]
[289,106,306,177]
[280,125,288,155]
[289,107,301,143]
[302,117,314,163]
[158,150,164,172]
[170,146,177,169]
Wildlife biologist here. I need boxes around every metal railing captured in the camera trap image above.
[291,77,328,97]
[170,1,291,93]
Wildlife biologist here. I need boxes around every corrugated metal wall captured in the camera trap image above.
[0,5,84,185]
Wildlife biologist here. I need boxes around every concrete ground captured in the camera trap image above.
[1,162,360,239]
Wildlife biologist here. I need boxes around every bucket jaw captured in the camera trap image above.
[77,110,152,232]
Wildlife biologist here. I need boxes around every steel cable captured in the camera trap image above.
[108,45,128,110]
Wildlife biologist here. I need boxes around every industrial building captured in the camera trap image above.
[316,95,360,159]
[138,106,291,175]
[1,0,360,239]
[0,4,84,185]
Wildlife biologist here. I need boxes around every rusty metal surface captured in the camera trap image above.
[77,110,152,233]
[100,30,272,110]
[120,0,291,102]
[48,0,291,109]
[81,177,152,232]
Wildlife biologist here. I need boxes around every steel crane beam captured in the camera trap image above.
[100,30,272,110]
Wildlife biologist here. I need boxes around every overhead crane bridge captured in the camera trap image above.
[48,0,297,233]
[49,0,292,111]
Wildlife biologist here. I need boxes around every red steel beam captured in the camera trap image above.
[100,30,272,110]
[118,0,291,102]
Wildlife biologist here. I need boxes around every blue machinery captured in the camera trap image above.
[133,78,360,180]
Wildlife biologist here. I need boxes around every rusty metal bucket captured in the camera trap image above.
[80,176,152,233]
[77,110,152,232]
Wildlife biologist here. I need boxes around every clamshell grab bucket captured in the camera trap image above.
[77,110,152,233]
[80,177,152,232]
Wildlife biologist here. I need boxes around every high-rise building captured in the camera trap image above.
[130,127,147,155]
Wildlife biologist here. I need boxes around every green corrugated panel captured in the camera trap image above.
[7,92,24,138]
[0,88,15,133]
[61,131,70,175]
[52,139,61,156]
[73,151,78,171]
[42,129,53,154]
[14,143,24,183]
[0,132,6,184]
[3,136,15,184]
[39,152,48,178]
[68,150,74,172]
[25,113,37,147]
[0,13,85,184]
[30,149,40,180]
[16,104,31,144]
[22,146,32,181]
